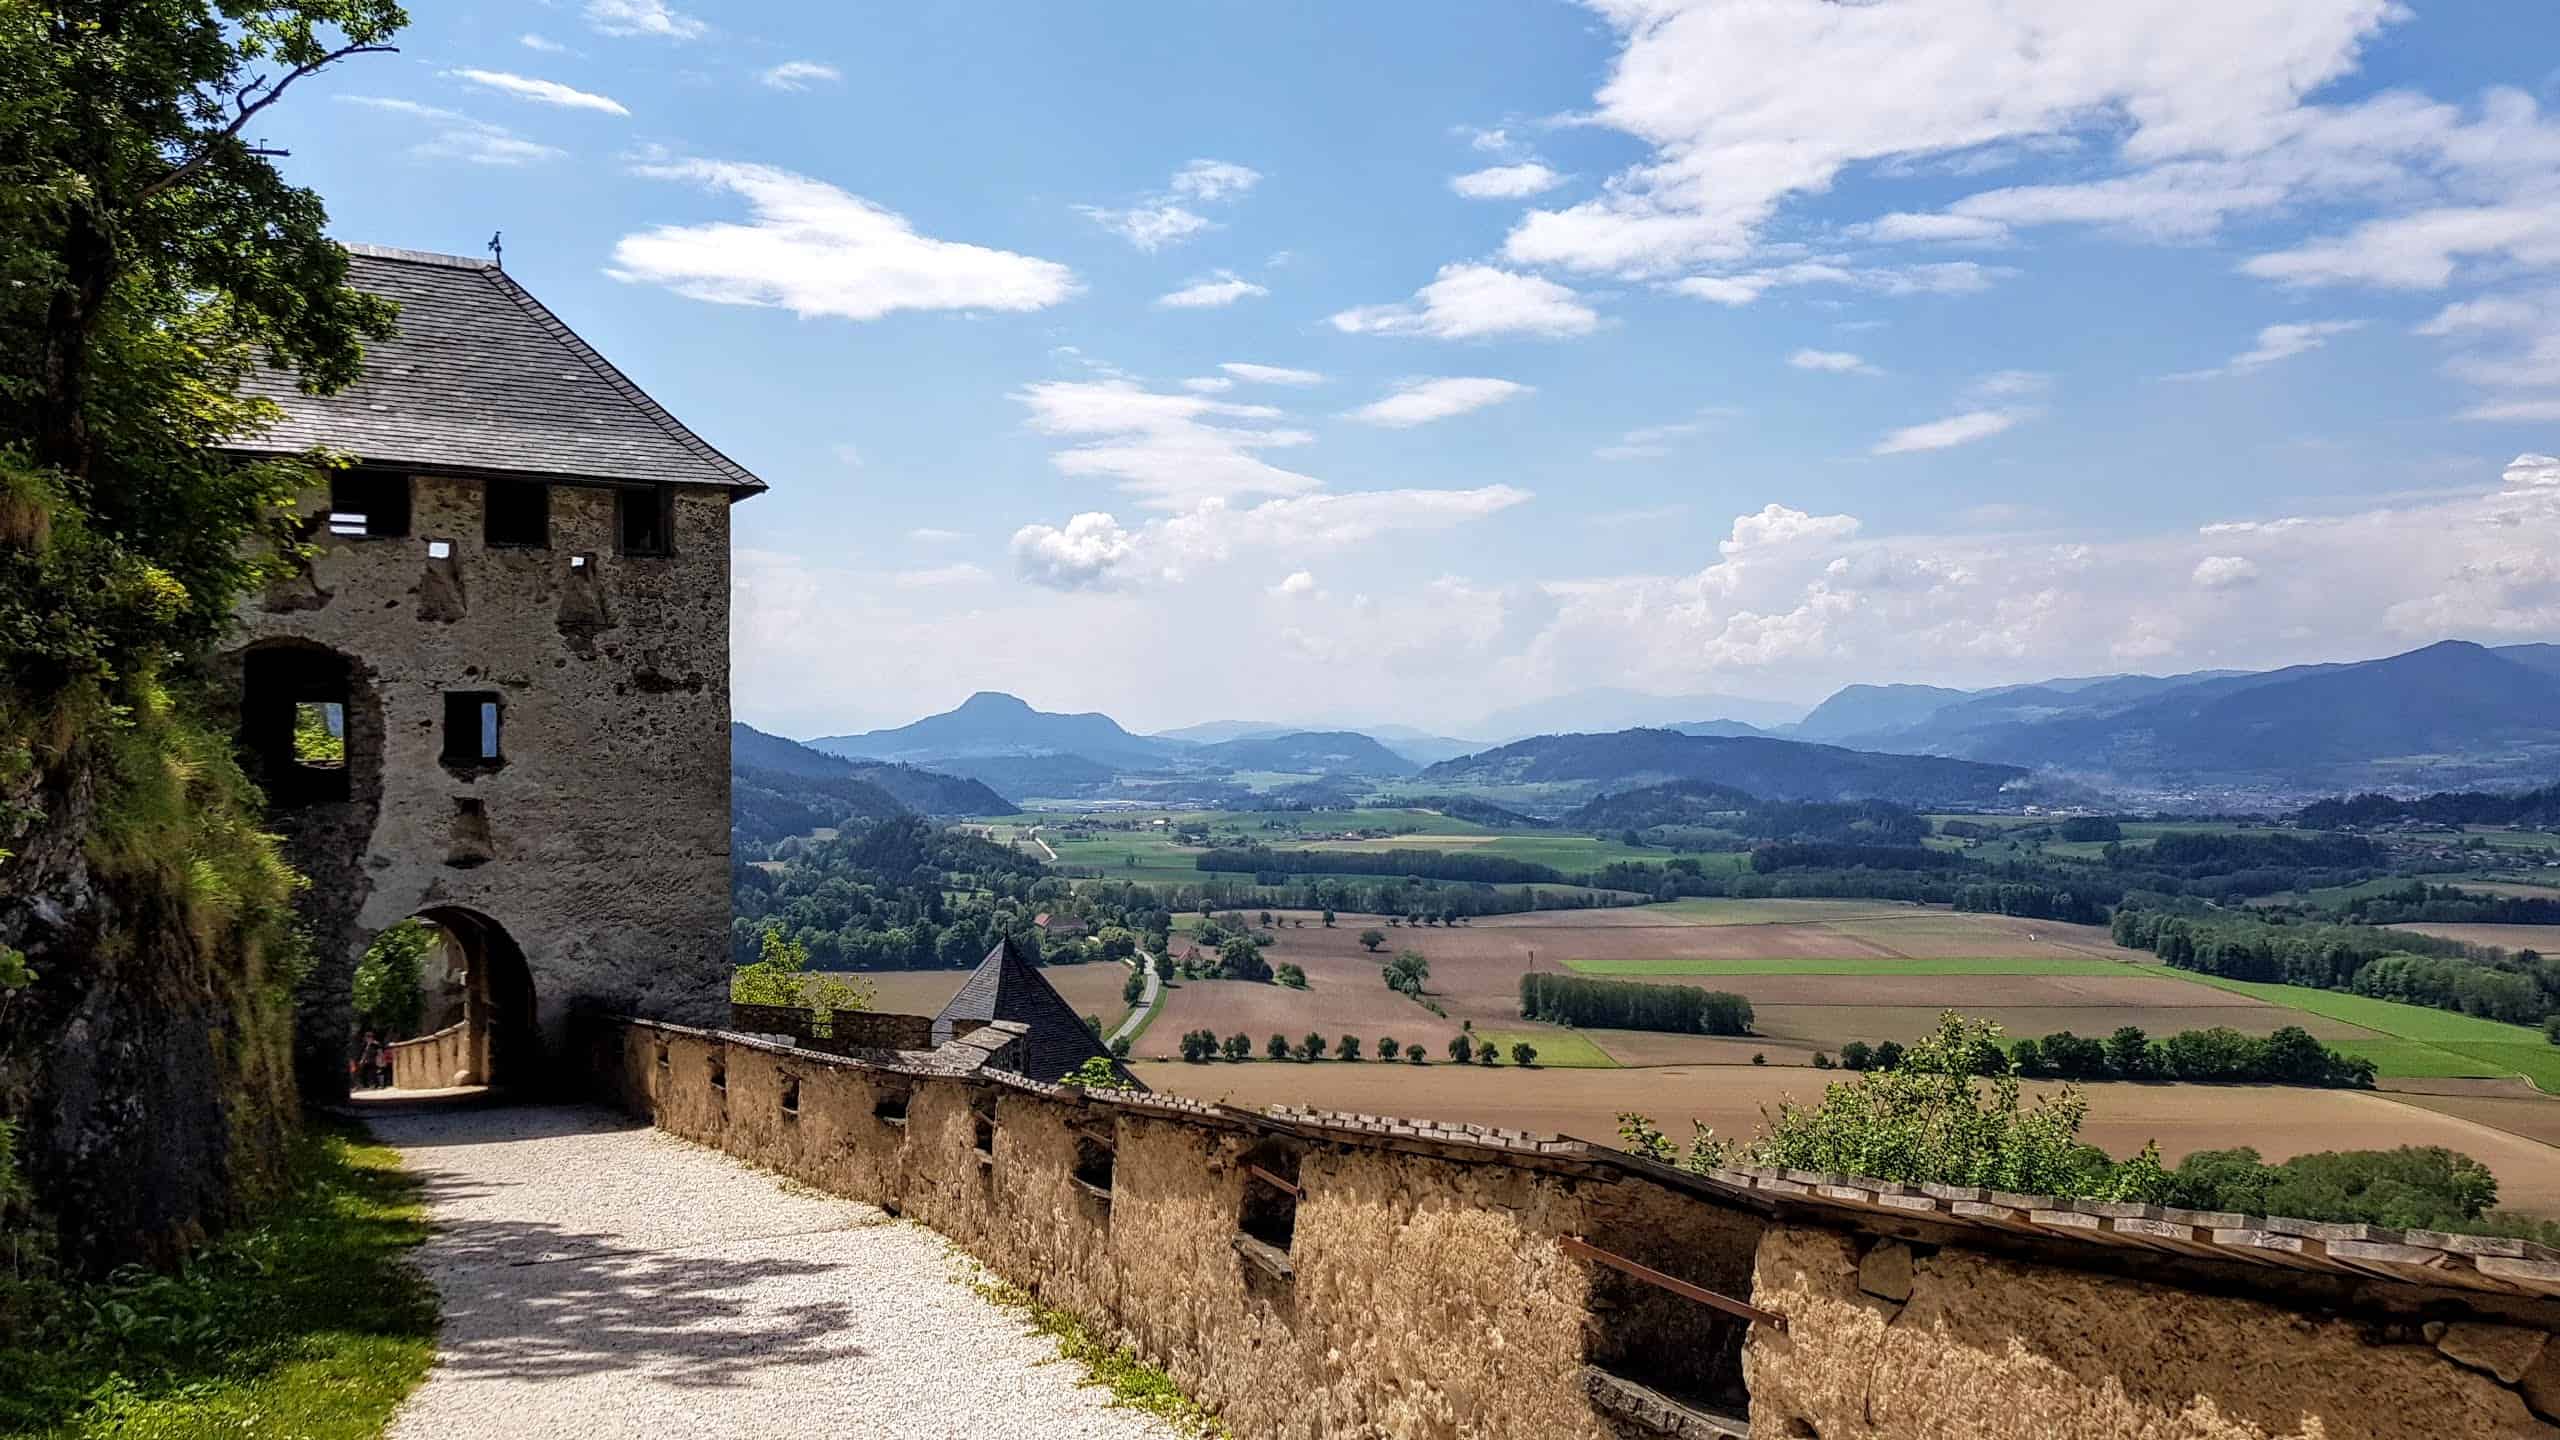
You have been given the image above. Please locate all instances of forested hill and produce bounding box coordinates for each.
[732,814,1050,969]
[1421,729,2026,808]
[1193,730,1416,776]
[730,722,1011,816]
[1563,780,1931,845]
[2296,782,2560,829]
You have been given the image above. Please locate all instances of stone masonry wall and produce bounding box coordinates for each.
[584,1018,2560,1440]
[224,475,735,1096]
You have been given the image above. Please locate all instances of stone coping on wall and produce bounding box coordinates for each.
[616,1016,2560,1312]
[384,1020,465,1053]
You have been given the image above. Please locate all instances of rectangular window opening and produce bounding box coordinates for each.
[425,538,454,560]
[328,472,410,539]
[485,479,550,549]
[441,691,503,769]
[617,486,673,557]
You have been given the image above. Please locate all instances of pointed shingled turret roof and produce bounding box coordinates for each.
[932,937,1121,1085]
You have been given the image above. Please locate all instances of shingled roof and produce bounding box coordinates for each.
[227,245,765,493]
[932,938,1123,1086]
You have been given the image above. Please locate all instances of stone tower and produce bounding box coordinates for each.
[219,244,766,1099]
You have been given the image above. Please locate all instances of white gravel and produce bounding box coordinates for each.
[371,1103,1178,1440]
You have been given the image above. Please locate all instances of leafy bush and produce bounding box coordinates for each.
[1382,949,1429,996]
[1335,1035,1362,1062]
[1296,1032,1327,1062]
[1509,1042,1537,1067]
[1446,1034,1472,1064]
[1274,962,1307,989]
[1266,1033,1290,1061]
[1223,1032,1250,1062]
[1377,1037,1401,1061]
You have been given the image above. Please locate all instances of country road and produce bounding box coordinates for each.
[1107,952,1161,1048]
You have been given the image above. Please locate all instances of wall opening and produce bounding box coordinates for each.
[328,471,410,538]
[617,485,673,557]
[1073,1132,1115,1199]
[418,905,538,1094]
[484,478,550,549]
[780,1073,801,1119]
[240,645,359,807]
[441,691,504,773]
[873,1084,910,1128]
[1576,1206,1768,1429]
[971,1093,997,1160]
[1239,1142,1300,1253]
[709,1058,728,1097]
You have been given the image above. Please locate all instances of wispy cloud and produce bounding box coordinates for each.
[612,159,1078,321]
[519,33,566,53]
[1014,378,1317,509]
[1872,408,2025,455]
[1345,377,1532,428]
[448,69,629,115]
[1079,158,1260,251]
[761,60,842,92]
[1156,271,1269,309]
[341,95,563,167]
[2166,320,2364,380]
[1452,163,1565,199]
[1221,362,1326,386]
[585,0,703,38]
[1788,348,1878,375]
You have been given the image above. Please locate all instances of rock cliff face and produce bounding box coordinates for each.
[0,731,296,1270]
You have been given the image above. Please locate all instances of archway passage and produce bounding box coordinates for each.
[357,907,539,1097]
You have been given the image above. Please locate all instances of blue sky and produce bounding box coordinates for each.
[269,0,2560,736]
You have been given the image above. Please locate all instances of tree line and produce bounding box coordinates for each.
[2297,783,2560,830]
[1196,845,1572,886]
[2111,907,2556,1026]
[1519,973,1753,1035]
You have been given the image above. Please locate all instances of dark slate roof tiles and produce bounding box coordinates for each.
[932,937,1122,1086]
[227,245,765,492]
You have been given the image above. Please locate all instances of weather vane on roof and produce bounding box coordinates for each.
[487,230,503,270]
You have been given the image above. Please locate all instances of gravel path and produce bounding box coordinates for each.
[370,1102,1177,1440]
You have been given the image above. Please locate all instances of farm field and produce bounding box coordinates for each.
[1133,1060,2560,1214]
[2391,922,2560,950]
[2162,972,2560,1091]
[1025,805,1716,883]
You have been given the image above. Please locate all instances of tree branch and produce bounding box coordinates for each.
[130,42,399,206]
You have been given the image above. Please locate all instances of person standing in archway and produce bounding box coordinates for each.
[359,1029,387,1090]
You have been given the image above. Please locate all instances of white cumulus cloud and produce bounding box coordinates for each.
[1013,379,1318,510]
[2192,555,2262,589]
[611,159,1078,321]
[1788,348,1877,375]
[1331,263,1599,340]
[1221,362,1326,386]
[2168,320,2364,380]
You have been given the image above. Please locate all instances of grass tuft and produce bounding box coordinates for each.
[0,1119,436,1439]
[963,1263,1226,1436]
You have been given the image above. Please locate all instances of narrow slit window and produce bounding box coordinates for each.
[780,1074,801,1118]
[484,479,550,549]
[617,486,673,557]
[328,472,410,538]
[425,538,454,560]
[441,691,503,768]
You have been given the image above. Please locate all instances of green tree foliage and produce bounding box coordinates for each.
[2010,1024,2371,1087]
[1377,1037,1401,1061]
[1296,1032,1326,1062]
[1274,962,1307,989]
[1405,1043,1425,1065]
[290,702,342,763]
[1094,926,1138,963]
[1121,969,1144,1006]
[1509,1042,1537,1067]
[1335,1035,1362,1062]
[349,919,430,1037]
[730,927,875,1032]
[1838,1040,1872,1071]
[1059,1056,1123,1089]
[1357,928,1387,953]
[1749,1014,2119,1196]
[1217,935,1274,983]
[1,0,410,1263]
[1381,949,1430,997]
[1266,1033,1290,1062]
[1222,1032,1250,1062]
[1177,1029,1216,1063]
[1519,973,1752,1036]
[2113,907,2555,1024]
[1446,1034,1472,1064]
[2161,1146,2559,1241]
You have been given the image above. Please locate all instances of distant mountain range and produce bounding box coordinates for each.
[1797,641,2560,794]
[731,722,1011,815]
[757,638,2560,814]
